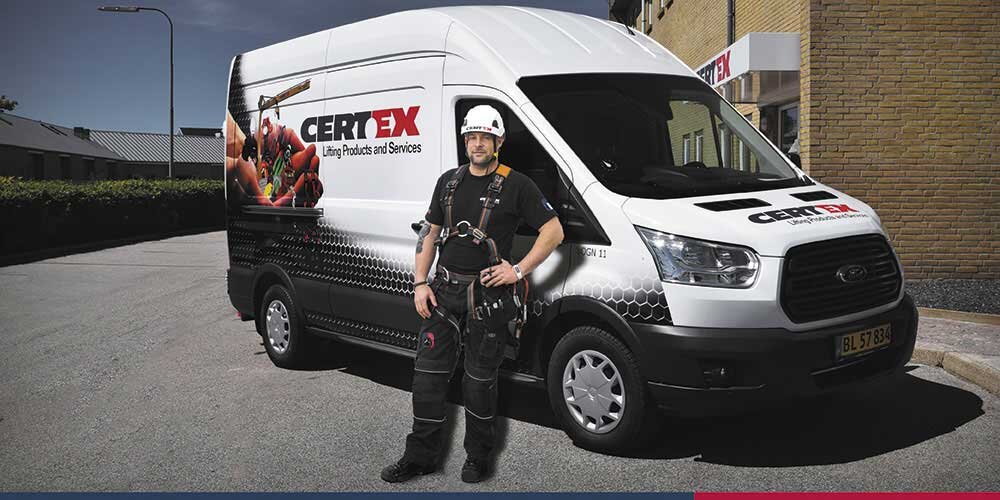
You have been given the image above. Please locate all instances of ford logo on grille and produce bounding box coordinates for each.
[836,264,868,283]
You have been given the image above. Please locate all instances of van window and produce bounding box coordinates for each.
[518,73,810,199]
[455,99,608,244]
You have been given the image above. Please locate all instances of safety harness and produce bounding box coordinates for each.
[433,163,529,337]
[435,163,509,265]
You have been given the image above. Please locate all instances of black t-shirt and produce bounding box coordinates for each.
[425,164,558,273]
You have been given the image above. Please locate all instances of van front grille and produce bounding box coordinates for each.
[780,234,901,323]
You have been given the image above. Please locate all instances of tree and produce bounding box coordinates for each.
[0,95,18,113]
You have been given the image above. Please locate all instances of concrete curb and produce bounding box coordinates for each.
[917,307,1000,326]
[913,342,1000,396]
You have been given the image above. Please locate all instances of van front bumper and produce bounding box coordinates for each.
[630,293,918,416]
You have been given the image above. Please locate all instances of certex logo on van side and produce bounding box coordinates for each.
[748,204,869,226]
[300,106,420,142]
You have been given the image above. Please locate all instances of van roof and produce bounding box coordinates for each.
[236,6,695,89]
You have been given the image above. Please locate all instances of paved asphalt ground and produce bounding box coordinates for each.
[1,231,998,492]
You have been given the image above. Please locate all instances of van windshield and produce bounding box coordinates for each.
[518,73,810,199]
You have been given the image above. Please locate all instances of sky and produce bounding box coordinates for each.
[1,0,608,134]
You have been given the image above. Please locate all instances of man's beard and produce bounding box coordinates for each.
[468,151,494,168]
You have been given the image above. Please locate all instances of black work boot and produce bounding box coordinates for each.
[381,458,436,483]
[460,456,491,483]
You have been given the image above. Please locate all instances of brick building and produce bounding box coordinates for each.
[610,0,998,280]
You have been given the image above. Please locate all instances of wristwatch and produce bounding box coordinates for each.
[512,264,524,280]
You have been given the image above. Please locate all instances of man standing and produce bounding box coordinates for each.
[382,104,564,483]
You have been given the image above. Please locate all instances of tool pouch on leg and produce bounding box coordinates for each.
[469,280,527,360]
[469,281,523,330]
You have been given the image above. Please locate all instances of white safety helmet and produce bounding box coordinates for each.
[461,105,505,138]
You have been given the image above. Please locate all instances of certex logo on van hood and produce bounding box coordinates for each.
[748,204,868,225]
[300,106,420,143]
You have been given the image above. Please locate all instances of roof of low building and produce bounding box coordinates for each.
[0,113,225,165]
[89,130,224,164]
[0,113,124,160]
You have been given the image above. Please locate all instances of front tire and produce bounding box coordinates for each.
[546,326,657,453]
[257,284,318,369]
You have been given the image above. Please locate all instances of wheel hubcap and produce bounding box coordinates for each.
[265,299,290,354]
[562,349,624,434]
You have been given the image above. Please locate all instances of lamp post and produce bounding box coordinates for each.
[99,5,174,178]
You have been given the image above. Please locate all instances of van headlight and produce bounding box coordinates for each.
[635,226,759,288]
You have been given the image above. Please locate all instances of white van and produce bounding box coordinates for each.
[224,6,917,452]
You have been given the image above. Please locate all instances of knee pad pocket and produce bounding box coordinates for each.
[462,371,497,420]
[412,371,450,421]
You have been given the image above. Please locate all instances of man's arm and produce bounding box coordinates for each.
[516,217,563,275]
[414,222,441,283]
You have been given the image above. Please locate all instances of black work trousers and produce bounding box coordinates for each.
[402,277,508,466]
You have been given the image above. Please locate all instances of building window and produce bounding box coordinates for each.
[778,103,800,155]
[640,1,646,30]
[645,0,653,32]
[84,159,96,180]
[740,114,753,171]
[27,152,44,180]
[682,134,691,163]
[59,156,71,180]
[694,130,704,162]
[719,125,729,168]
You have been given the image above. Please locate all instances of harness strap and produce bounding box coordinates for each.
[436,163,511,266]
[434,264,478,285]
[476,165,509,232]
[441,164,468,241]
[467,281,477,320]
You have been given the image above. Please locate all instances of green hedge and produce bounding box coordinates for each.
[0,177,225,255]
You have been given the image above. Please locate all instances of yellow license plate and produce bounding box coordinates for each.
[836,323,892,359]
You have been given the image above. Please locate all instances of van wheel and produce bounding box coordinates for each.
[546,326,657,453]
[258,284,317,369]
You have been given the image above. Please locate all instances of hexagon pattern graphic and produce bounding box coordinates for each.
[560,276,671,323]
[228,220,672,351]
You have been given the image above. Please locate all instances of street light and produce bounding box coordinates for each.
[99,5,174,178]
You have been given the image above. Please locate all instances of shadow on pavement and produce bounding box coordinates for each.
[299,341,986,467]
[302,339,558,464]
[629,369,985,466]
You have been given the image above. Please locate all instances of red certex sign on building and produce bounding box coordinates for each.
[697,49,732,86]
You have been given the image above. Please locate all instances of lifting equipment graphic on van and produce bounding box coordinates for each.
[225,73,323,208]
